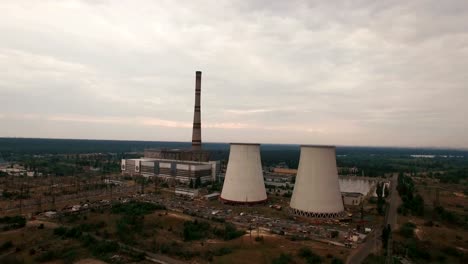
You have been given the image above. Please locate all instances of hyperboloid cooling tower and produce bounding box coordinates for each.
[290,145,345,218]
[220,143,267,204]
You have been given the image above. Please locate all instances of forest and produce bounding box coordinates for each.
[1,138,468,181]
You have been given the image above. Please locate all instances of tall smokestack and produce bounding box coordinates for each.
[192,71,202,151]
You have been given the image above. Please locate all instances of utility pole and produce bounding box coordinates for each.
[110,183,113,200]
[51,178,56,210]
[19,181,23,215]
[37,197,42,213]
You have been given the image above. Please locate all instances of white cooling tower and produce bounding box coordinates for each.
[220,143,267,204]
[290,145,345,218]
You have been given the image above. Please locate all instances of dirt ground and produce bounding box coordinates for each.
[64,209,350,264]
[74,258,107,264]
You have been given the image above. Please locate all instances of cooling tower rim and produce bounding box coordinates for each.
[229,142,261,146]
[300,144,335,149]
[219,196,267,204]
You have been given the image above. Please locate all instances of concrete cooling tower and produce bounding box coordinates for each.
[220,143,267,204]
[290,145,345,218]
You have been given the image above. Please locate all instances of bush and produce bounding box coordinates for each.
[0,241,14,251]
[213,222,245,241]
[213,247,233,256]
[80,234,97,246]
[406,239,431,260]
[223,223,245,240]
[111,201,165,215]
[272,253,294,264]
[183,220,211,241]
[331,257,344,264]
[36,250,57,262]
[91,240,120,257]
[400,222,416,238]
[298,247,322,263]
[0,216,26,231]
[116,215,144,243]
[53,226,82,239]
[53,227,67,236]
[0,255,23,264]
[442,246,462,257]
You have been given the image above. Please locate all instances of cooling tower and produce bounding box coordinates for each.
[192,71,202,151]
[290,145,345,218]
[220,143,267,204]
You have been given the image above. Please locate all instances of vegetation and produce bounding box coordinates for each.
[54,226,83,239]
[381,224,392,249]
[434,168,468,184]
[375,182,386,215]
[331,257,344,264]
[0,241,13,252]
[3,138,467,180]
[433,206,467,228]
[213,222,245,240]
[0,215,26,231]
[35,247,80,264]
[183,220,212,241]
[272,253,294,264]
[298,247,322,263]
[182,220,245,241]
[111,201,165,215]
[397,174,424,216]
[399,222,416,238]
[51,226,121,262]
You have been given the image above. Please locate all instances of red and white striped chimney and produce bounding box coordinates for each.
[192,71,202,151]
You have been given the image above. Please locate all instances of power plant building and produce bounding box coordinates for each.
[220,143,267,204]
[290,145,345,218]
[121,158,218,183]
[121,71,219,184]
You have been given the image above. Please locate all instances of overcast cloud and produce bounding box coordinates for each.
[1,0,467,148]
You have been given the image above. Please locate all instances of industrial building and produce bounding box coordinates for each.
[290,145,345,218]
[121,158,219,183]
[220,143,267,204]
[121,71,220,184]
[342,192,364,206]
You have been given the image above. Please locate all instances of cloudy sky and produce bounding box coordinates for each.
[1,0,467,148]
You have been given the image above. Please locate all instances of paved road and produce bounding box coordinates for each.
[346,174,400,264]
[385,174,400,230]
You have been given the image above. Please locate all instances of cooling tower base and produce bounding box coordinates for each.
[290,208,346,219]
[220,196,267,205]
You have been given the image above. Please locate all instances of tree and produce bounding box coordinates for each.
[376,182,385,215]
[381,224,391,249]
[195,177,201,189]
[189,179,194,188]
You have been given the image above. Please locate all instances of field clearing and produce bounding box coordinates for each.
[416,183,468,214]
[214,235,349,264]
[0,226,92,264]
[55,206,350,264]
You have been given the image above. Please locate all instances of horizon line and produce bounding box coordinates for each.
[1,136,467,151]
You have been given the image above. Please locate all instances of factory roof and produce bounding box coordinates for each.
[342,192,363,197]
[300,145,335,148]
[229,143,261,146]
